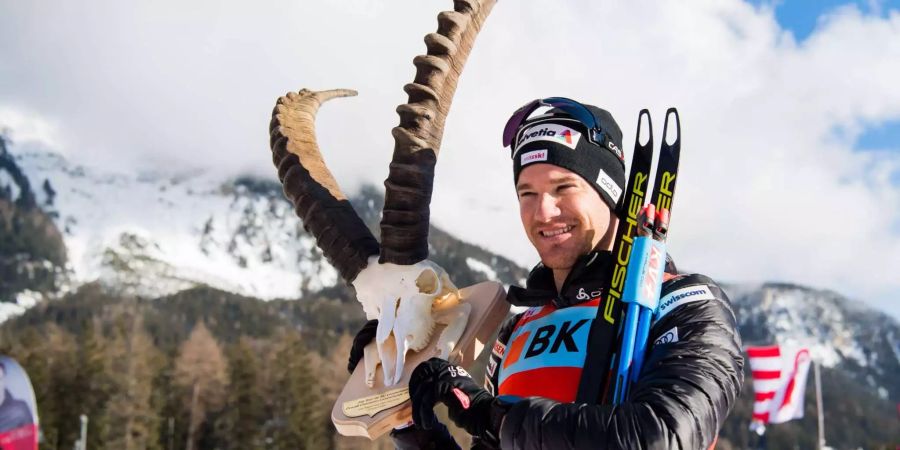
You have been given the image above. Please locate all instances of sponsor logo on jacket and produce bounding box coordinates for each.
[653,326,679,345]
[497,303,598,403]
[572,286,602,303]
[492,341,506,359]
[499,306,594,380]
[576,288,589,300]
[656,285,715,320]
[487,358,498,377]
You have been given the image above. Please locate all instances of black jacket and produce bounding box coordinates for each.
[480,251,743,449]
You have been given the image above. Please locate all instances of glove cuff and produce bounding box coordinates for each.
[390,421,461,450]
[481,398,512,445]
[455,393,511,446]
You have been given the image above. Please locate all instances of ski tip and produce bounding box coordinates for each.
[662,108,681,146]
[636,109,653,148]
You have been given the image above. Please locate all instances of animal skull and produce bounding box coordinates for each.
[353,256,471,386]
[268,0,495,386]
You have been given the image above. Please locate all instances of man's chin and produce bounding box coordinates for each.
[538,253,579,272]
[536,241,595,270]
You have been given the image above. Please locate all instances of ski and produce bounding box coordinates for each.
[630,108,681,382]
[612,108,682,403]
[576,108,682,405]
[575,109,655,404]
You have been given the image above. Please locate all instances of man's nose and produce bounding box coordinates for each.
[534,193,561,222]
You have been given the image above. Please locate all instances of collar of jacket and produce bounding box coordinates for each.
[507,251,612,308]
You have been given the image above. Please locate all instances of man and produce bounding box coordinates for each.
[350,98,743,449]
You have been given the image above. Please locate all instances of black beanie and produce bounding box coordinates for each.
[511,104,626,214]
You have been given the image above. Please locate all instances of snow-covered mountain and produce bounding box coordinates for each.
[727,281,900,402]
[13,150,340,300]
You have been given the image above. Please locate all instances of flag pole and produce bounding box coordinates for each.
[814,360,825,450]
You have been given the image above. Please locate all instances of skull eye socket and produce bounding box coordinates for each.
[415,267,441,295]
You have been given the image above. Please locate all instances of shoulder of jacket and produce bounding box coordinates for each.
[656,273,733,322]
[661,272,719,291]
[498,310,527,339]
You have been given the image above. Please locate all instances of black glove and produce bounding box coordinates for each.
[409,358,509,445]
[390,421,461,450]
[347,319,378,374]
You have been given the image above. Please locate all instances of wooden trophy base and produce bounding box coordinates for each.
[331,281,509,439]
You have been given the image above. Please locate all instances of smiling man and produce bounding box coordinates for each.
[516,163,616,289]
[400,98,745,449]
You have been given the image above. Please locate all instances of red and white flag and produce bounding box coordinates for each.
[747,345,812,425]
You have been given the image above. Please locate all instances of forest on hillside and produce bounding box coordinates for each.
[0,284,410,450]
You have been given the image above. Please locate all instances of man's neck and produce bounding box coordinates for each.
[552,220,618,293]
[552,269,569,293]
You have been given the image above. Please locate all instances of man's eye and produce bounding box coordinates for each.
[557,184,576,192]
[518,191,535,198]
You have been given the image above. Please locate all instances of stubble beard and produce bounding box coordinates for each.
[534,231,595,272]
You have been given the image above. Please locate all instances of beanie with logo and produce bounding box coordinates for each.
[511,104,627,215]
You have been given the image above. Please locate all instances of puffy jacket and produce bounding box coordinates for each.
[478,251,743,450]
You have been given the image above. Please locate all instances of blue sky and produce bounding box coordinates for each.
[856,119,900,151]
[753,0,900,154]
[753,0,900,40]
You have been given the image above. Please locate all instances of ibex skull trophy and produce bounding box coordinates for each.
[268,0,497,387]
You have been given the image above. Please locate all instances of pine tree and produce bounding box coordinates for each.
[73,319,114,450]
[105,311,163,450]
[41,324,80,450]
[173,320,229,450]
[219,337,264,450]
[269,330,328,450]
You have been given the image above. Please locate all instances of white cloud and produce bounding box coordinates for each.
[0,107,63,151]
[1,0,899,318]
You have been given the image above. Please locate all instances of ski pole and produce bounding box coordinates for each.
[613,205,666,403]
[631,207,670,382]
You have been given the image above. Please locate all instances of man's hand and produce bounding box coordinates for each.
[348,329,462,449]
[347,319,378,374]
[409,357,508,444]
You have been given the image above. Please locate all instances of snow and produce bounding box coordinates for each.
[0,171,21,199]
[737,284,882,370]
[887,330,900,366]
[466,257,498,281]
[14,150,340,300]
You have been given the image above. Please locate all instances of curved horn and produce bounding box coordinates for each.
[380,0,497,265]
[269,89,380,282]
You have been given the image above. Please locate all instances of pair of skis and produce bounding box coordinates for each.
[575,108,681,405]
